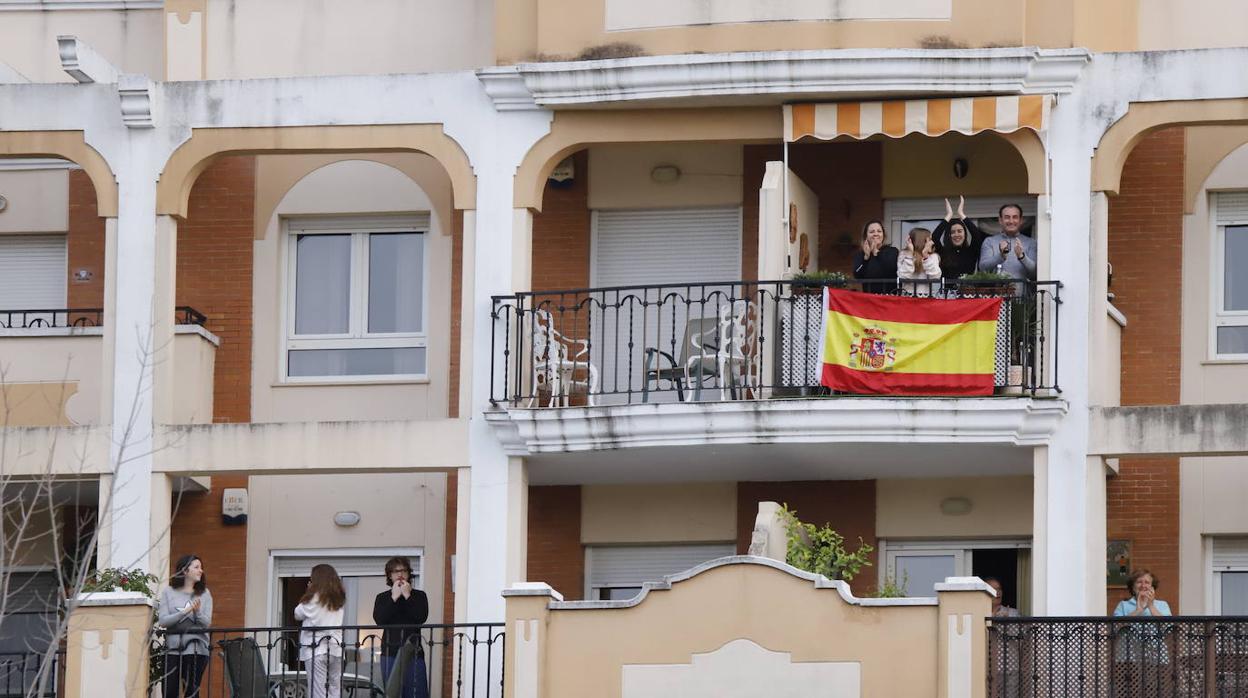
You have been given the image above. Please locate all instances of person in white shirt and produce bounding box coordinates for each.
[295,564,346,698]
[898,227,942,296]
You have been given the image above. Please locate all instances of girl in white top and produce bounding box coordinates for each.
[295,564,346,698]
[898,227,943,297]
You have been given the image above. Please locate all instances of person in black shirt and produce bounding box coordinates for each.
[851,220,899,293]
[373,556,429,698]
[934,196,986,280]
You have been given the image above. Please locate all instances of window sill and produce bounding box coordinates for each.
[1201,359,1248,366]
[272,378,431,388]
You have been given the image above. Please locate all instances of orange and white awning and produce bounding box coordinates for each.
[784,95,1051,142]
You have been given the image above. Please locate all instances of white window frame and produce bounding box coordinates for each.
[883,196,1038,247]
[1211,196,1248,360]
[879,539,1031,596]
[266,547,424,626]
[281,216,430,382]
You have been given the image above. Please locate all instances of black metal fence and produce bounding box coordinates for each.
[490,278,1061,407]
[0,612,63,698]
[159,623,503,698]
[0,650,64,698]
[988,617,1248,697]
[0,306,208,329]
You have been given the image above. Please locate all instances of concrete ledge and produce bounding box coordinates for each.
[75,591,154,607]
[1090,404,1248,457]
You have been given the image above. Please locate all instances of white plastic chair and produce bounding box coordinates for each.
[528,309,599,407]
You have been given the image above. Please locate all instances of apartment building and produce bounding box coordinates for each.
[1,0,1247,695]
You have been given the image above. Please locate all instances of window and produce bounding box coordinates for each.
[881,539,1030,610]
[584,543,736,601]
[1213,193,1248,358]
[1211,538,1248,614]
[0,234,67,309]
[284,217,428,380]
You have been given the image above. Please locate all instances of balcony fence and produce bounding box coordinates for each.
[0,306,207,330]
[491,278,1060,407]
[988,616,1248,697]
[158,623,503,698]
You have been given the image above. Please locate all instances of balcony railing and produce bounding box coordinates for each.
[490,279,1060,407]
[0,306,208,329]
[987,616,1248,697]
[159,623,503,698]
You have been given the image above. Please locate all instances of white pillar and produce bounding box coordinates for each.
[1031,104,1102,615]
[104,138,173,574]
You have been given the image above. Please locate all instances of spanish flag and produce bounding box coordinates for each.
[820,289,1002,396]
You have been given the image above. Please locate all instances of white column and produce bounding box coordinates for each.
[1031,103,1102,615]
[104,137,172,574]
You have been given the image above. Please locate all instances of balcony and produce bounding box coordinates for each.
[0,307,216,426]
[487,278,1066,468]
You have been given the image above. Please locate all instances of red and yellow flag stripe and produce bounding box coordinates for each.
[820,289,1003,396]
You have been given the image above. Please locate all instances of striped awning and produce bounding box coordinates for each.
[784,95,1051,142]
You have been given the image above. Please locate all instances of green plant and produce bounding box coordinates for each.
[791,270,847,284]
[81,567,159,597]
[958,270,1014,282]
[872,573,909,598]
[778,504,873,582]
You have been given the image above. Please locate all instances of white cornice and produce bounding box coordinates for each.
[0,1,161,10]
[485,396,1068,455]
[478,47,1091,111]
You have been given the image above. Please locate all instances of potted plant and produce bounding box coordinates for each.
[789,270,847,295]
[957,270,1016,298]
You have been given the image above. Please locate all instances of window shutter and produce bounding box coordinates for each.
[1213,539,1248,569]
[592,207,742,286]
[0,235,67,309]
[274,554,422,583]
[586,543,735,588]
[1216,192,1248,224]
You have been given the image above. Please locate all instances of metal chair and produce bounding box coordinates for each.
[643,301,754,402]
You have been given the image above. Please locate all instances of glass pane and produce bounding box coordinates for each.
[895,554,957,596]
[369,233,424,333]
[599,587,643,601]
[1227,226,1248,311]
[1217,326,1248,355]
[1222,572,1248,615]
[288,347,426,377]
[295,234,351,335]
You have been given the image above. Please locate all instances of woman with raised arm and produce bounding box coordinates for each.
[935,196,985,280]
[157,554,213,698]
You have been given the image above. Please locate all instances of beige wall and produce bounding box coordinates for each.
[0,9,162,83]
[587,144,743,211]
[581,483,737,544]
[876,476,1032,539]
[1138,0,1248,50]
[243,471,447,627]
[1094,310,1124,407]
[201,0,489,79]
[0,169,68,233]
[506,561,993,698]
[171,330,216,425]
[882,133,1030,200]
[251,156,453,423]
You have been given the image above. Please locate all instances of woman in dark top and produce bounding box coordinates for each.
[934,197,985,280]
[851,220,899,293]
[373,556,429,698]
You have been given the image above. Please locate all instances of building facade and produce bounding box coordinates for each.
[2,0,1248,693]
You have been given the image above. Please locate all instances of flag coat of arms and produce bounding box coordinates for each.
[819,289,1003,396]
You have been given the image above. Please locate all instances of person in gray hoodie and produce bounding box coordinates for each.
[157,554,213,698]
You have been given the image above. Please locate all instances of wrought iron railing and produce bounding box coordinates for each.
[158,623,503,698]
[987,616,1248,697]
[0,650,64,698]
[0,306,208,329]
[490,278,1061,407]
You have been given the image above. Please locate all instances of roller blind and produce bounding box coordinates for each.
[1213,538,1248,569]
[0,234,67,309]
[586,543,735,588]
[592,207,741,286]
[1215,192,1248,224]
[274,554,422,583]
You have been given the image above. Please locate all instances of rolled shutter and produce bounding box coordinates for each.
[1215,192,1248,225]
[592,207,741,286]
[0,234,67,309]
[586,543,735,589]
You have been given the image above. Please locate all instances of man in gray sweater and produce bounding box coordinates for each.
[977,203,1037,280]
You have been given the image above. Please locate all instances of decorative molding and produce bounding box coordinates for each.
[477,47,1091,110]
[486,397,1069,456]
[0,158,79,170]
[549,555,940,612]
[118,73,155,128]
[0,1,161,10]
[57,35,119,84]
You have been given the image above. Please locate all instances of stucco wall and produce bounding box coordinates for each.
[0,9,162,83]
[1137,0,1248,50]
[251,157,453,422]
[201,0,489,79]
[581,483,737,544]
[0,169,68,233]
[881,133,1030,199]
[876,476,1032,539]
[587,144,743,211]
[242,471,447,627]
